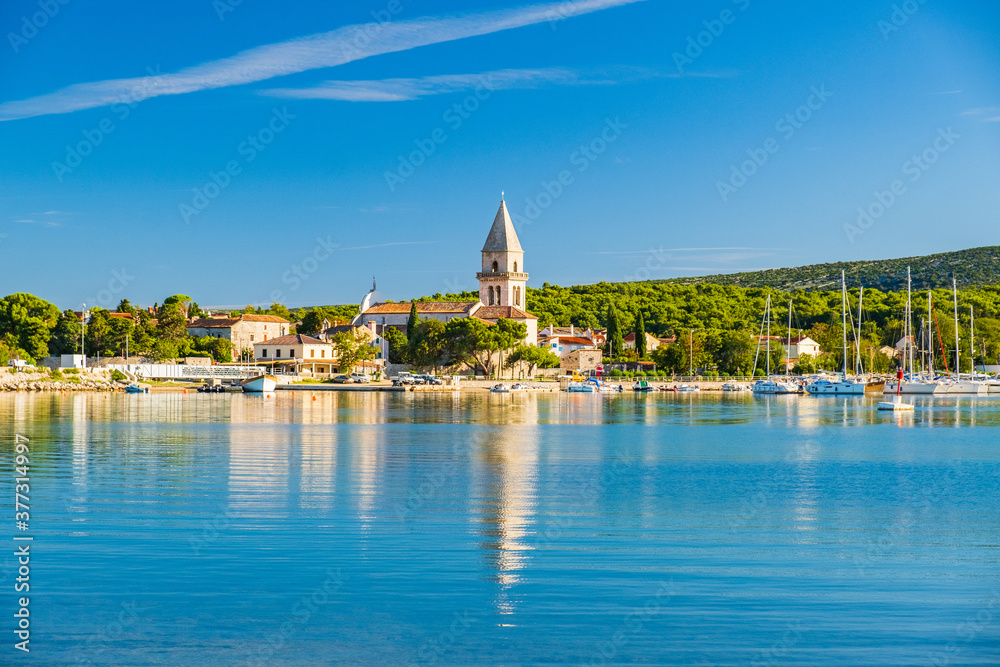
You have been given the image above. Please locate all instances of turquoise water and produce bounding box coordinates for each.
[3,391,999,665]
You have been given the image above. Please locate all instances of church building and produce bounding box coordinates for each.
[352,198,538,345]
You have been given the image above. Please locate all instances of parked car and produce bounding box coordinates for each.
[395,372,423,385]
[331,374,355,384]
[417,374,444,385]
[350,373,372,383]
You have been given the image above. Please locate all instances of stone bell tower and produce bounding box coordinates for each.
[478,197,528,310]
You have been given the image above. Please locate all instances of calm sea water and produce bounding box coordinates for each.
[2,391,999,666]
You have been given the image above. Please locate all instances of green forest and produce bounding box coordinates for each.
[657,245,1000,292]
[4,274,1000,377]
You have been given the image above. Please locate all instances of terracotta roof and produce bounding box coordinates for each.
[474,305,538,320]
[540,336,595,346]
[188,318,239,328]
[254,334,328,346]
[239,314,290,323]
[362,302,478,315]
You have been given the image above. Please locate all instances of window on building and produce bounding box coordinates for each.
[261,349,267,357]
[275,350,281,357]
[513,261,518,273]
[492,260,498,272]
[321,349,325,358]
[250,334,254,342]
[289,349,294,358]
[488,287,494,306]
[310,350,315,358]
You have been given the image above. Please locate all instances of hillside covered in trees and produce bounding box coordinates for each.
[654,245,1000,292]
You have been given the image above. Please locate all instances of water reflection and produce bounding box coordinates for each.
[475,404,540,616]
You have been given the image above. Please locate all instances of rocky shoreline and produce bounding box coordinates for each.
[0,368,120,392]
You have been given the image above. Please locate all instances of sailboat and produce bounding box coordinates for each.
[884,270,938,394]
[935,276,986,395]
[751,295,799,394]
[806,270,865,395]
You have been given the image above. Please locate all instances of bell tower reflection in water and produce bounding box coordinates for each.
[474,401,540,616]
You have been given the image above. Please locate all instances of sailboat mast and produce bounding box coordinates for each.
[856,286,864,375]
[841,270,848,377]
[928,291,934,375]
[953,275,960,378]
[766,295,771,376]
[786,299,792,378]
[907,267,914,376]
[970,305,975,375]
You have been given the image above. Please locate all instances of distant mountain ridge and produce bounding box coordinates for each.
[652,246,1000,292]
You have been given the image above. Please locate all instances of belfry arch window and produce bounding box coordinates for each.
[513,261,518,273]
[492,260,498,273]
[488,286,495,306]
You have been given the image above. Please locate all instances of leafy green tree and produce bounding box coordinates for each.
[84,309,112,356]
[382,326,409,363]
[407,319,447,372]
[151,338,179,362]
[0,293,60,361]
[156,303,189,342]
[795,353,817,375]
[330,329,377,374]
[505,344,560,377]
[50,309,82,355]
[443,317,498,375]
[495,318,528,378]
[116,299,136,316]
[706,329,754,375]
[299,308,333,335]
[266,302,291,321]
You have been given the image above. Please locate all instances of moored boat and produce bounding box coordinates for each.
[632,380,653,392]
[242,375,277,392]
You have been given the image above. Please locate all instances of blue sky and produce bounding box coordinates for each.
[1,0,998,310]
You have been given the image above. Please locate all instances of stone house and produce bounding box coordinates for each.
[187,314,290,358]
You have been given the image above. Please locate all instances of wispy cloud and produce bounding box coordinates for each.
[960,106,1000,122]
[339,241,433,251]
[262,66,651,102]
[0,0,646,122]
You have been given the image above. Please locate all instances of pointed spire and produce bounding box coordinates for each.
[372,275,376,291]
[482,198,522,252]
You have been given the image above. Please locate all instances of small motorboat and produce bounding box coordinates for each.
[632,380,653,392]
[568,381,598,393]
[721,382,747,392]
[676,384,700,393]
[242,375,277,392]
[490,384,512,393]
[124,384,148,394]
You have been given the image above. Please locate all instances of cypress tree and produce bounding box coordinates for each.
[406,301,419,342]
[635,311,646,358]
[605,304,624,358]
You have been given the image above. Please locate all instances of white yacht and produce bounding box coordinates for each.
[806,271,866,396]
[806,375,865,395]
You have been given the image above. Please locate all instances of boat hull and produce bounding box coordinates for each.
[242,375,277,392]
[883,381,938,395]
[806,381,866,396]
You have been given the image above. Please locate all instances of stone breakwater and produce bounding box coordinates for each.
[0,369,119,392]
